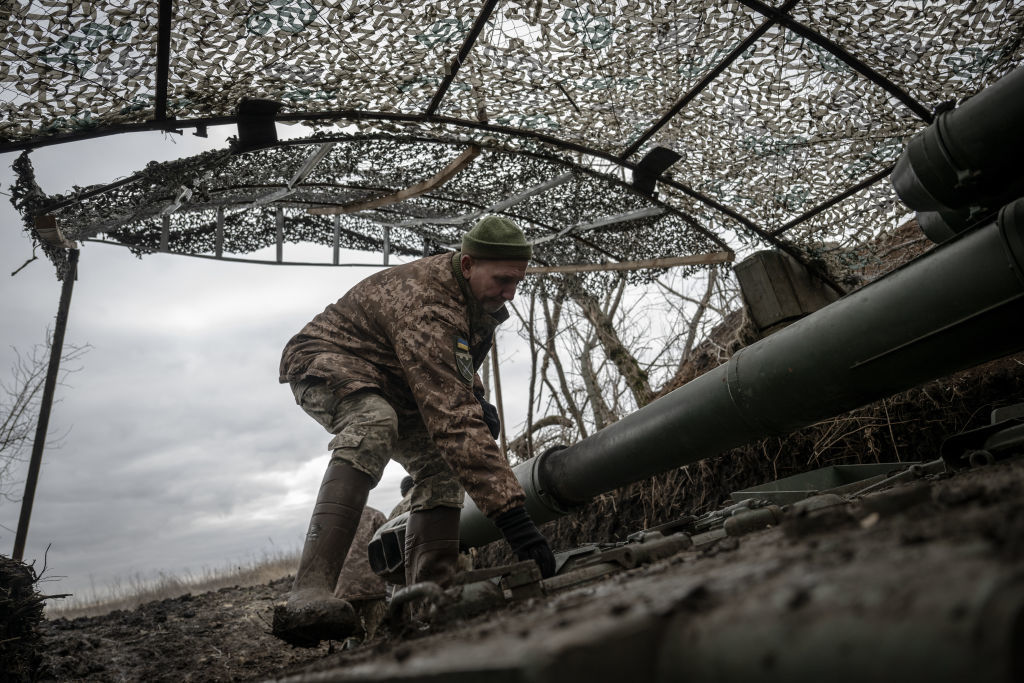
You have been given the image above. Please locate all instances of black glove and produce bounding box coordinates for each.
[494,506,556,578]
[474,388,501,439]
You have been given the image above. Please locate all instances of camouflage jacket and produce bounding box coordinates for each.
[279,252,525,517]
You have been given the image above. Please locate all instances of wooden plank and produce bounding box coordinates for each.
[531,206,665,246]
[308,146,481,216]
[255,143,337,206]
[162,186,192,215]
[32,215,75,248]
[289,143,335,188]
[388,172,574,228]
[526,252,734,275]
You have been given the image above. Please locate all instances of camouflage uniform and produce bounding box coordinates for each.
[280,252,525,518]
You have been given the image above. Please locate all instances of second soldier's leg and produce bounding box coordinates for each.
[392,429,465,587]
[404,506,461,586]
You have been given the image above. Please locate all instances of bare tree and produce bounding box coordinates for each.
[0,335,90,502]
[564,273,654,408]
[506,265,745,454]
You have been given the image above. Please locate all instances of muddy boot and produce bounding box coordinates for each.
[404,506,461,588]
[273,461,373,647]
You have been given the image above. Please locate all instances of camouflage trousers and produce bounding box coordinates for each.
[291,378,465,511]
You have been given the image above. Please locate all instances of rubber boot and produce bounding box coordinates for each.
[272,461,373,646]
[404,506,461,588]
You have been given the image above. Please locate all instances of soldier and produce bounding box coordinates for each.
[273,216,556,646]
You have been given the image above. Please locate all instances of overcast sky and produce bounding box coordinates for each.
[0,126,535,602]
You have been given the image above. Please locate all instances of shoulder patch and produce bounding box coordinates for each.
[454,337,474,384]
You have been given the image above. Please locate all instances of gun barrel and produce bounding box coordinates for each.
[892,65,1024,215]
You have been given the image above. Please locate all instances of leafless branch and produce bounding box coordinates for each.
[0,333,91,501]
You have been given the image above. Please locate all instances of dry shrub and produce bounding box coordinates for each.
[1,556,45,682]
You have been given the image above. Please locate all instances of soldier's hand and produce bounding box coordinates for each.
[474,389,501,439]
[493,506,556,578]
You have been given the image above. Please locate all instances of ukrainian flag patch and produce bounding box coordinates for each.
[454,337,473,384]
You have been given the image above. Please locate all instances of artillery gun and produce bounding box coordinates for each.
[347,67,1024,683]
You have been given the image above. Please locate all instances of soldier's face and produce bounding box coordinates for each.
[461,256,529,312]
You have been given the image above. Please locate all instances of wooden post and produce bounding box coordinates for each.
[13,249,79,561]
[490,336,508,457]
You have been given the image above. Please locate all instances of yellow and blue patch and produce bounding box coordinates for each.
[454,336,474,384]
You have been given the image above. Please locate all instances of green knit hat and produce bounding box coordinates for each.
[461,215,533,260]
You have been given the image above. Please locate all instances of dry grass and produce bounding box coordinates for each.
[43,550,300,620]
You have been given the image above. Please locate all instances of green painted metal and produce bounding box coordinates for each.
[729,463,916,505]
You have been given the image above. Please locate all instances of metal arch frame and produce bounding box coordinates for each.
[734,0,933,123]
[425,0,501,116]
[620,0,803,159]
[266,132,735,252]
[38,131,735,254]
[769,164,896,237]
[154,0,173,122]
[622,0,931,162]
[80,170,688,272]
[5,107,896,268]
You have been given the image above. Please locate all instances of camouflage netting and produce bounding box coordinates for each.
[10,135,727,287]
[3,1,1023,283]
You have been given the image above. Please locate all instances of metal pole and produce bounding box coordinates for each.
[215,207,224,258]
[333,214,340,265]
[490,336,508,456]
[276,207,284,263]
[160,214,169,252]
[13,249,79,561]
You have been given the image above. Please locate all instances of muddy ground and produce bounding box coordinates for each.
[33,450,1024,682]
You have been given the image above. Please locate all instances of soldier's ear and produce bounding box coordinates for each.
[460,253,474,278]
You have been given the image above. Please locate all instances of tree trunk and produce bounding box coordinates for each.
[566,275,654,408]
